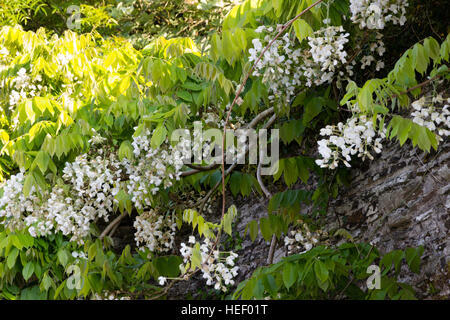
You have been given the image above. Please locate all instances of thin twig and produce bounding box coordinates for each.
[337,275,354,299]
[392,75,441,99]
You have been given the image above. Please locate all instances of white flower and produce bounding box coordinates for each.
[316,114,387,169]
[350,0,409,30]
[178,238,239,292]
[410,98,450,141]
[158,276,167,285]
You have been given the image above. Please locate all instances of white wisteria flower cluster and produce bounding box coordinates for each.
[0,172,41,233]
[360,32,386,71]
[133,210,177,253]
[5,67,46,112]
[284,221,326,255]
[349,0,408,30]
[177,237,239,292]
[126,128,185,211]
[249,26,301,106]
[315,115,387,169]
[91,292,131,300]
[301,26,350,87]
[248,25,349,106]
[411,95,450,140]
[0,130,186,246]
[0,152,126,243]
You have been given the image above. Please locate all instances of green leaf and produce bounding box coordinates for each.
[181,82,202,91]
[57,249,69,267]
[22,261,35,281]
[397,118,412,146]
[391,250,405,274]
[412,44,429,74]
[405,246,424,274]
[283,157,299,187]
[118,140,134,161]
[151,123,167,149]
[115,190,132,214]
[293,19,313,42]
[7,248,19,269]
[155,255,182,278]
[119,75,131,93]
[303,97,323,124]
[223,205,237,236]
[424,37,440,61]
[34,151,50,174]
[88,244,97,262]
[24,100,36,124]
[249,220,258,242]
[314,260,329,283]
[229,172,242,197]
[282,262,297,290]
[334,228,354,241]
[190,243,202,270]
[259,217,273,242]
[22,174,36,197]
[54,280,66,299]
[176,90,193,102]
[41,272,53,291]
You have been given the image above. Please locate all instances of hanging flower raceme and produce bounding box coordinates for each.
[284,220,327,255]
[0,128,186,245]
[349,0,408,30]
[0,149,126,243]
[248,25,350,107]
[5,67,46,114]
[301,26,350,87]
[315,115,387,169]
[176,237,239,292]
[134,209,177,253]
[411,95,450,140]
[249,26,301,106]
[125,129,185,211]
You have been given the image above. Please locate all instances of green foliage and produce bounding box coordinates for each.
[0,0,46,27]
[340,35,449,153]
[273,156,316,187]
[0,0,446,300]
[0,225,182,299]
[0,25,141,182]
[183,205,238,239]
[233,243,424,300]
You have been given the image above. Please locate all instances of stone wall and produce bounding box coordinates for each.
[231,139,450,299]
[325,139,450,298]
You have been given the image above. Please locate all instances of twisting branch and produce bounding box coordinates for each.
[194,108,275,212]
[255,114,278,265]
[180,164,220,177]
[219,0,325,220]
[179,108,276,178]
[99,214,127,240]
